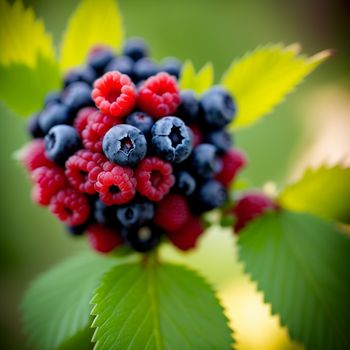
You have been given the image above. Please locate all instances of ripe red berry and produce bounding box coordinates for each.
[135,157,175,201]
[87,223,123,253]
[74,107,98,136]
[137,72,180,119]
[95,161,136,205]
[232,192,276,233]
[215,149,246,187]
[92,71,136,118]
[167,216,204,251]
[154,194,191,232]
[50,187,90,226]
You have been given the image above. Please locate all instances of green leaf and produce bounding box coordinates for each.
[0,54,61,116]
[238,210,350,350]
[279,165,350,224]
[21,252,122,350]
[221,44,331,129]
[60,0,124,71]
[179,60,214,94]
[91,262,233,349]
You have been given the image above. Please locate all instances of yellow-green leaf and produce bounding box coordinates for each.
[221,44,331,129]
[179,60,214,94]
[60,0,124,71]
[279,165,350,224]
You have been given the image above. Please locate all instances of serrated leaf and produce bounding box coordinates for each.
[238,210,350,350]
[91,262,233,349]
[222,44,331,129]
[179,60,214,94]
[21,252,122,350]
[279,165,350,224]
[60,0,124,71]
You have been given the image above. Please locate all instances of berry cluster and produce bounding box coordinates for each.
[21,38,251,254]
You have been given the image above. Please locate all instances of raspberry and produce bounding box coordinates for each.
[154,194,191,232]
[137,72,180,119]
[19,139,54,172]
[50,188,90,226]
[232,192,276,233]
[215,149,246,187]
[81,111,118,152]
[65,150,106,194]
[95,161,136,205]
[31,166,68,206]
[87,223,123,253]
[167,216,204,251]
[92,71,136,118]
[135,157,175,201]
[74,107,98,136]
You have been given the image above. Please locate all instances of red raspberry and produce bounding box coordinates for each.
[50,188,90,226]
[154,194,191,232]
[167,216,204,251]
[74,107,98,136]
[92,71,136,118]
[137,72,180,119]
[19,139,54,172]
[31,166,68,206]
[188,124,202,147]
[135,157,175,201]
[81,111,118,152]
[95,161,136,205]
[87,223,123,253]
[215,149,247,187]
[232,192,276,233]
[65,150,106,194]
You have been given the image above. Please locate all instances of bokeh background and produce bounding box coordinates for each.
[1,0,349,349]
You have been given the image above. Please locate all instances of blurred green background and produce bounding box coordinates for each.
[1,0,349,349]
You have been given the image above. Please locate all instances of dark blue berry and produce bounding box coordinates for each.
[133,58,159,82]
[125,112,154,137]
[44,91,61,107]
[199,86,236,128]
[204,129,233,154]
[27,113,44,139]
[38,103,73,134]
[44,125,81,166]
[102,124,147,167]
[116,204,141,229]
[123,37,149,61]
[64,66,97,87]
[104,56,134,77]
[88,47,115,74]
[94,199,118,227]
[137,199,155,222]
[62,82,94,114]
[191,143,219,178]
[161,57,182,78]
[66,222,88,236]
[122,224,163,252]
[176,90,199,123]
[151,116,192,163]
[174,171,196,195]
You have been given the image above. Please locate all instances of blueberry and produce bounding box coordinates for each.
[122,224,163,252]
[193,179,227,213]
[123,37,149,61]
[27,113,44,139]
[61,82,94,114]
[102,124,147,166]
[174,171,196,195]
[137,199,155,222]
[64,66,97,87]
[176,90,199,123]
[199,86,236,128]
[133,58,159,82]
[125,112,154,136]
[190,143,219,178]
[44,125,81,165]
[66,222,88,236]
[44,91,61,107]
[161,57,182,78]
[204,129,233,154]
[151,116,192,163]
[38,103,73,134]
[104,55,134,77]
[94,199,118,227]
[88,47,115,74]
